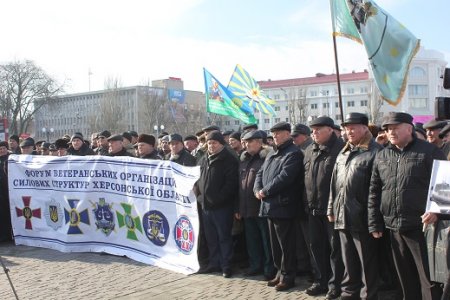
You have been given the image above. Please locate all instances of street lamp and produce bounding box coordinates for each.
[42,127,54,142]
[153,124,165,137]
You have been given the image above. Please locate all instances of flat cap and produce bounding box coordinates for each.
[184,135,197,141]
[222,130,233,136]
[423,119,448,130]
[107,134,123,142]
[341,112,369,126]
[439,124,450,139]
[20,138,35,148]
[9,134,19,143]
[202,125,220,132]
[206,130,225,145]
[122,131,132,142]
[270,121,291,132]
[137,134,156,146]
[128,130,138,138]
[414,125,426,138]
[291,123,311,136]
[161,135,170,142]
[242,130,264,140]
[0,141,8,148]
[381,112,413,129]
[49,144,57,151]
[243,124,258,131]
[309,116,334,128]
[229,132,242,140]
[168,133,183,143]
[41,142,51,149]
[54,138,69,149]
[98,130,111,138]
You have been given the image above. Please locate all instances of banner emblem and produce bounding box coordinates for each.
[64,199,90,234]
[143,210,169,246]
[174,215,194,254]
[44,199,64,230]
[15,196,41,230]
[92,198,115,236]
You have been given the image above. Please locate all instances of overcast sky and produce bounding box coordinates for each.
[1,0,448,93]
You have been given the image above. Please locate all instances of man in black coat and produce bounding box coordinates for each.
[195,130,239,278]
[368,112,446,300]
[328,113,382,300]
[136,134,161,160]
[167,134,196,167]
[236,130,274,279]
[303,116,345,298]
[254,122,304,291]
[67,133,95,156]
[107,134,134,157]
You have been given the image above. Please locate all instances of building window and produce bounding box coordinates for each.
[335,115,341,121]
[347,101,355,107]
[285,106,289,111]
[360,100,368,107]
[285,118,289,122]
[234,120,240,125]
[225,121,230,125]
[275,118,280,123]
[274,106,280,111]
[347,88,354,94]
[310,90,318,97]
[335,102,340,108]
[311,103,318,109]
[410,98,427,109]
[264,119,270,124]
[360,87,368,93]
[323,103,329,108]
[410,66,426,79]
[408,85,428,97]
[273,94,280,100]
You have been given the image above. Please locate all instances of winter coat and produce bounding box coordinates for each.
[168,148,197,167]
[196,147,239,210]
[238,146,270,218]
[67,143,95,156]
[304,133,344,215]
[254,138,304,219]
[368,137,446,232]
[328,132,382,231]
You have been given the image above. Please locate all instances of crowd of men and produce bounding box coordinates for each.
[1,111,450,300]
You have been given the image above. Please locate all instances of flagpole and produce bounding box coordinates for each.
[332,34,345,122]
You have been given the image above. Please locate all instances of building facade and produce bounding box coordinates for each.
[34,78,205,142]
[217,47,448,132]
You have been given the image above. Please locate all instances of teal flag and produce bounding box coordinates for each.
[227,64,276,116]
[204,68,256,124]
[330,0,361,43]
[331,0,420,106]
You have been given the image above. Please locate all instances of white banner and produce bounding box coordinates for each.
[8,154,200,274]
[426,160,450,214]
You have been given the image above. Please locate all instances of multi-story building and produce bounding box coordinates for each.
[34,78,205,142]
[218,47,448,132]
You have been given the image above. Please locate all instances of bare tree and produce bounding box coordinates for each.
[0,60,63,135]
[138,86,170,134]
[367,82,384,124]
[284,87,309,124]
[97,77,126,133]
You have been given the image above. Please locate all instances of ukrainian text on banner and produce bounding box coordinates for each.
[8,155,200,274]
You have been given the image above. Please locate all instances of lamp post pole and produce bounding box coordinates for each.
[42,127,54,142]
[153,125,165,137]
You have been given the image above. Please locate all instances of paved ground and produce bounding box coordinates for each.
[0,242,321,300]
